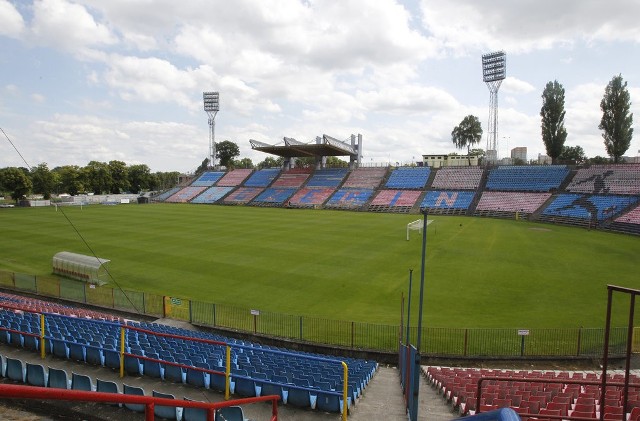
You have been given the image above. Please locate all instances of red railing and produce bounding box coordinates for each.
[0,384,279,421]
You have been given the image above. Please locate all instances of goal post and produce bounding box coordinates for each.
[406,219,433,240]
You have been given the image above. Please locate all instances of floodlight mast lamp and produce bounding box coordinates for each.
[203,91,220,169]
[482,51,506,164]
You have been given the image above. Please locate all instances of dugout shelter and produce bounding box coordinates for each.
[52,251,110,286]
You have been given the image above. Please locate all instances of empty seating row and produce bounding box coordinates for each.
[252,188,296,205]
[542,194,640,221]
[369,190,421,213]
[190,171,226,187]
[222,187,263,204]
[425,366,640,420]
[190,187,234,204]
[0,291,121,321]
[324,189,374,209]
[385,167,431,189]
[421,191,475,213]
[271,168,313,188]
[475,192,551,215]
[154,187,182,202]
[0,300,378,413]
[486,165,569,192]
[165,187,207,203]
[287,188,335,207]
[431,167,484,190]
[215,169,253,187]
[0,354,246,421]
[243,168,280,187]
[305,168,349,188]
[567,164,640,195]
[342,167,387,189]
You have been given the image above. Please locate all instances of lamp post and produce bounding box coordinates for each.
[482,51,506,164]
[203,92,220,169]
[411,208,429,420]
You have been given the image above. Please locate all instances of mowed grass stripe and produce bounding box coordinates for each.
[0,204,638,329]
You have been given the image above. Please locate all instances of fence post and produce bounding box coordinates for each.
[464,329,468,356]
[299,316,303,340]
[40,313,46,359]
[351,321,355,349]
[576,327,582,356]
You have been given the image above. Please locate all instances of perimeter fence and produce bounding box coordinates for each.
[0,270,636,357]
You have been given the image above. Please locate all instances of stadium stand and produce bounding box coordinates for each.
[153,187,181,202]
[424,366,640,419]
[271,168,313,188]
[541,193,640,223]
[222,187,263,205]
[215,168,253,187]
[485,165,569,192]
[385,167,431,189]
[190,186,234,204]
[243,168,280,187]
[324,189,374,210]
[420,191,475,215]
[608,203,640,235]
[369,190,422,213]
[165,186,208,203]
[475,192,552,218]
[251,188,297,206]
[566,164,640,194]
[342,167,387,189]
[305,168,349,188]
[287,188,335,208]
[190,171,226,187]
[0,293,379,414]
[431,167,484,190]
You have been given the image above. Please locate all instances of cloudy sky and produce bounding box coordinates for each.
[1,0,639,173]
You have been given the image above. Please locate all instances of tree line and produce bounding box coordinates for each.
[0,140,349,202]
[451,74,634,164]
[0,162,180,202]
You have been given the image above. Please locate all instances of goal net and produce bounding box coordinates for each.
[406,219,433,240]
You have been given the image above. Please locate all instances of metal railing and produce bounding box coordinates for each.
[0,270,636,357]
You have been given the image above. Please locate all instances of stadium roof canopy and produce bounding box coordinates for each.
[250,134,357,158]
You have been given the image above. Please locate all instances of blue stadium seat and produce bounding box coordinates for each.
[47,367,69,389]
[71,372,93,391]
[123,384,145,413]
[96,378,120,406]
[26,362,47,387]
[152,390,181,420]
[215,406,244,421]
[183,397,208,421]
[6,357,25,382]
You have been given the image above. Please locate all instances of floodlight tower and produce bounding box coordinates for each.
[203,91,220,169]
[481,51,506,164]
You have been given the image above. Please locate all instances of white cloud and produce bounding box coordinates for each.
[30,0,116,53]
[502,77,536,95]
[420,0,640,54]
[0,0,25,38]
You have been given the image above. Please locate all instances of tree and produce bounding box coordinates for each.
[0,167,32,202]
[588,155,610,165]
[153,171,180,191]
[233,158,254,169]
[599,74,634,163]
[128,164,153,194]
[326,156,348,167]
[84,161,111,194]
[540,80,567,164]
[451,115,483,154]
[195,158,210,175]
[215,140,240,168]
[108,160,130,194]
[558,145,586,165]
[53,165,85,196]
[30,163,56,199]
[257,156,284,169]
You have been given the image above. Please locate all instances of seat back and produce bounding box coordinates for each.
[71,372,93,391]
[123,384,145,412]
[47,367,69,389]
[6,357,25,382]
[25,363,47,387]
[152,390,179,420]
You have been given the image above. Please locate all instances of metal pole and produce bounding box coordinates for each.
[622,294,635,418]
[412,209,428,420]
[599,287,613,420]
[406,269,413,347]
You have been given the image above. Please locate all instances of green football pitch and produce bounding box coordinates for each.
[0,204,638,329]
